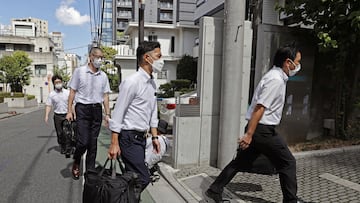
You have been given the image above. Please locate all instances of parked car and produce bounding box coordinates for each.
[157,91,197,128]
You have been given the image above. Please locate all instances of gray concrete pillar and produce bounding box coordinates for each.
[218,0,250,169]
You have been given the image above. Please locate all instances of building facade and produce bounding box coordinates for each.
[111,0,198,89]
[12,17,49,37]
[1,18,57,103]
[0,35,57,103]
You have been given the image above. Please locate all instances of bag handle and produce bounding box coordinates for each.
[98,156,126,178]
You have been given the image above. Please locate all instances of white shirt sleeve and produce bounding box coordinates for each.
[45,94,52,106]
[256,78,283,109]
[68,68,80,91]
[108,79,136,133]
[150,96,159,128]
[103,73,111,94]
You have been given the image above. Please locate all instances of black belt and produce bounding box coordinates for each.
[54,113,67,116]
[122,130,147,139]
[77,103,101,108]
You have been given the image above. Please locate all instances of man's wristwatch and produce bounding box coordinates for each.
[152,136,159,141]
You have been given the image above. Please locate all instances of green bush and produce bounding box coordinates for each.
[27,95,35,100]
[158,79,193,98]
[0,92,36,103]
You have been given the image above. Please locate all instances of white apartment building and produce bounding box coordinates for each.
[0,19,57,103]
[114,22,198,89]
[12,17,49,37]
[112,0,198,89]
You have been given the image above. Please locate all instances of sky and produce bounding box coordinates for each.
[0,0,94,61]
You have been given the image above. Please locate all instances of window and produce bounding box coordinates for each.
[35,65,47,77]
[39,47,42,52]
[171,36,175,53]
[157,70,167,79]
[148,35,157,42]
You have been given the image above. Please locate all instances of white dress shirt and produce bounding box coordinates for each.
[45,88,70,114]
[109,68,159,133]
[245,66,289,125]
[68,65,111,104]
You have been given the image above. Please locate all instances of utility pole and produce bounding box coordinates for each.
[218,0,248,169]
[137,0,145,70]
[139,0,145,43]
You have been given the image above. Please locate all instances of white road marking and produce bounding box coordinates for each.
[319,173,360,192]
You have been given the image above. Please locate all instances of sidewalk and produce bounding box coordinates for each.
[0,104,45,120]
[159,145,360,203]
[96,127,186,203]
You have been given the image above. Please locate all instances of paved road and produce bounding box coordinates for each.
[0,109,83,203]
[0,109,157,203]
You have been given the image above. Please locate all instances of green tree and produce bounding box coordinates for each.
[0,51,32,92]
[176,54,197,84]
[101,46,118,60]
[158,55,197,98]
[278,0,360,138]
[101,46,119,92]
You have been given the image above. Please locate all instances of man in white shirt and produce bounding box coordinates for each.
[66,47,111,180]
[206,45,303,203]
[108,41,162,191]
[45,75,70,155]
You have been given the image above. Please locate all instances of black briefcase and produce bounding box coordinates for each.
[83,158,142,203]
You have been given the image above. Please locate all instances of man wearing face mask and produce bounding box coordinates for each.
[45,75,70,155]
[205,45,304,203]
[108,41,162,191]
[66,47,111,180]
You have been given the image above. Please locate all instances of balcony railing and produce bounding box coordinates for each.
[117,22,128,29]
[159,2,173,9]
[159,13,173,21]
[117,12,132,18]
[117,1,132,7]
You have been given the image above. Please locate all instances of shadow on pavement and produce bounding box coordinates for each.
[47,145,61,154]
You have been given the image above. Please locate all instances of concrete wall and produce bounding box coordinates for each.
[0,103,8,113]
[197,17,224,166]
[172,116,201,168]
[4,97,38,108]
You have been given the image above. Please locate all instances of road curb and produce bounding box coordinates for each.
[293,144,360,159]
[158,163,199,203]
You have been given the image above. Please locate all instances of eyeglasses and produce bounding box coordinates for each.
[92,54,104,59]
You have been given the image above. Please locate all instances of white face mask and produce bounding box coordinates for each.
[55,83,63,90]
[92,58,103,69]
[288,61,301,77]
[151,58,165,73]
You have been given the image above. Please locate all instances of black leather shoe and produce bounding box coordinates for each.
[60,145,66,154]
[204,189,222,203]
[72,163,80,180]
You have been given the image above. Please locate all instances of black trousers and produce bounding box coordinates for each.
[119,130,149,191]
[73,103,102,171]
[209,124,298,203]
[53,113,67,146]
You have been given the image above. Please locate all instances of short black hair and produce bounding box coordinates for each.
[89,47,103,55]
[52,75,63,84]
[136,41,161,64]
[273,45,300,67]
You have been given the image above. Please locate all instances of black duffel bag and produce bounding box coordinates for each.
[83,157,142,203]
